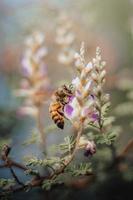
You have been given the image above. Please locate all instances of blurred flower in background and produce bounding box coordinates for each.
[16,31,51,117]
[55,12,76,66]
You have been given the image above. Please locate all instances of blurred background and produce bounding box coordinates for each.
[0,0,133,199]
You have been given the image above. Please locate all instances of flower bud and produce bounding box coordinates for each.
[91,73,98,82]
[92,58,96,64]
[85,62,93,73]
[83,80,92,98]
[94,85,102,97]
[101,61,106,67]
[84,141,96,157]
[103,94,110,104]
[100,70,106,81]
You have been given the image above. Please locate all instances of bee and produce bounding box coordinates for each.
[49,85,73,129]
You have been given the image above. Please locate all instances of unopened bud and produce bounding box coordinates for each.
[103,94,110,103]
[91,73,98,82]
[101,61,106,67]
[85,62,93,73]
[94,85,102,96]
[100,70,106,79]
[84,141,96,157]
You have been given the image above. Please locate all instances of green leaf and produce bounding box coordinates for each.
[0,178,15,189]
[66,163,92,177]
[45,124,58,134]
[42,177,63,190]
[42,180,53,190]
[25,169,39,176]
[103,116,115,127]
[0,139,11,152]
[22,133,39,146]
[48,136,75,155]
[95,130,119,145]
[59,136,75,153]
[26,156,61,168]
[101,102,111,115]
[26,157,43,167]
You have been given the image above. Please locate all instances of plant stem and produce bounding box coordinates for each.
[0,160,28,171]
[9,167,24,186]
[97,94,103,133]
[37,104,45,145]
[50,122,83,179]
[0,123,94,193]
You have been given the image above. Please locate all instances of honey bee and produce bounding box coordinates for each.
[49,85,73,129]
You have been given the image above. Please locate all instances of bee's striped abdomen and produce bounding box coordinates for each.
[49,102,64,129]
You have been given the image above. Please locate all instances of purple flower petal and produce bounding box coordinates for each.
[84,141,96,157]
[64,104,74,117]
[21,58,32,77]
[91,113,99,121]
[72,77,80,88]
[39,64,47,76]
[90,94,95,100]
[68,95,75,102]
[82,107,90,117]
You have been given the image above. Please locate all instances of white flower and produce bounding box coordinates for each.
[25,36,34,47]
[17,106,37,117]
[58,49,74,64]
[34,31,45,45]
[72,77,81,89]
[34,47,48,62]
[86,62,93,72]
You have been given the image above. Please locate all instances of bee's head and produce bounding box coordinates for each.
[55,84,74,104]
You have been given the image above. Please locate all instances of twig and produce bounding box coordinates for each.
[9,160,28,171]
[0,159,28,171]
[49,123,83,180]
[0,123,93,193]
[108,138,133,170]
[9,167,24,186]
[0,158,28,171]
[0,145,31,171]
[118,138,133,159]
